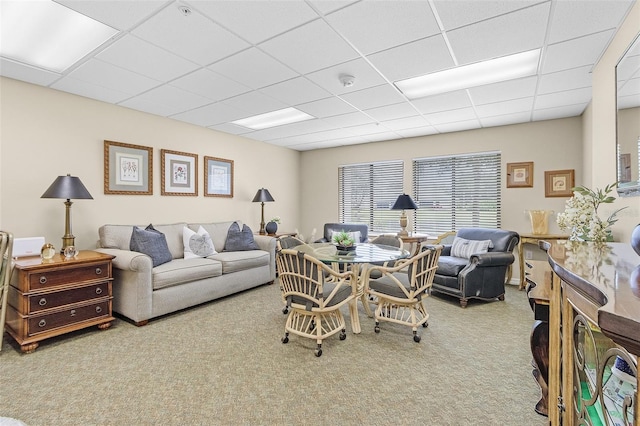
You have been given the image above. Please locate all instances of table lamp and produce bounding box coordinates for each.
[391,194,418,237]
[252,188,274,235]
[41,174,93,252]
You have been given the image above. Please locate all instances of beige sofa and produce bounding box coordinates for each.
[96,221,275,325]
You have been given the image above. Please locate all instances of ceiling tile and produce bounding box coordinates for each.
[320,111,376,128]
[119,97,180,117]
[247,119,333,141]
[548,0,635,44]
[432,119,482,133]
[127,85,212,113]
[305,58,387,95]
[57,0,166,31]
[297,97,357,118]
[325,0,440,55]
[259,19,358,74]
[0,58,61,86]
[96,35,199,81]
[307,0,359,15]
[535,87,592,109]
[468,76,537,105]
[532,103,588,121]
[479,111,532,128]
[447,2,550,65]
[171,102,248,127]
[342,122,393,136]
[192,0,319,44]
[364,102,419,122]
[208,48,297,90]
[259,77,331,106]
[51,77,130,104]
[339,84,406,110]
[475,97,534,117]
[618,77,640,98]
[132,3,249,66]
[433,0,542,31]
[380,115,431,131]
[366,35,454,82]
[412,90,472,114]
[542,29,615,73]
[208,123,253,135]
[395,125,438,138]
[425,107,478,125]
[538,65,592,94]
[170,69,251,102]
[222,91,287,116]
[65,58,160,95]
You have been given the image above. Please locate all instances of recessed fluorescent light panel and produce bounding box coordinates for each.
[0,0,118,73]
[395,49,541,99]
[232,107,315,130]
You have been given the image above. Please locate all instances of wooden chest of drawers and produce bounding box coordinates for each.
[5,250,115,353]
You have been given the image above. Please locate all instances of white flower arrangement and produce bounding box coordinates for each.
[556,182,625,243]
[268,216,281,224]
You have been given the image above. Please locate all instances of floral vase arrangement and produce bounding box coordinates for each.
[557,182,626,243]
[265,216,280,234]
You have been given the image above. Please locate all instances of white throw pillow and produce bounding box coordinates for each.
[450,237,492,259]
[183,226,216,259]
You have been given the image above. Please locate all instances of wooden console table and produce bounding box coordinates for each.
[542,241,639,425]
[518,233,568,290]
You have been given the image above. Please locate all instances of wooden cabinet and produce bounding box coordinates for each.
[5,251,115,353]
[543,241,639,425]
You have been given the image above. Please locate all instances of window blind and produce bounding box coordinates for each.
[412,152,501,234]
[338,160,404,233]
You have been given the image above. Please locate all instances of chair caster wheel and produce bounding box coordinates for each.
[314,348,322,357]
[422,322,429,328]
[413,334,421,343]
[282,336,289,344]
[282,307,288,314]
[339,331,346,340]
[374,325,380,333]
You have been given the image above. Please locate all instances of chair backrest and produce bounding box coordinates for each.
[276,235,305,251]
[276,249,354,309]
[322,223,368,243]
[454,228,519,252]
[433,231,456,245]
[407,246,442,295]
[370,234,403,248]
[0,230,14,352]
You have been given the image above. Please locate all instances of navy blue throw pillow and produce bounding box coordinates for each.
[130,224,173,267]
[224,222,259,251]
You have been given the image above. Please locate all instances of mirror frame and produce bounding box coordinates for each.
[616,32,640,197]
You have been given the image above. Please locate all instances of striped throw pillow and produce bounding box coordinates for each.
[450,237,492,259]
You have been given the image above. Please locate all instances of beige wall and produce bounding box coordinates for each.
[299,117,583,238]
[0,77,301,250]
[587,0,640,242]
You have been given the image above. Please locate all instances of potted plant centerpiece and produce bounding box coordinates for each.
[332,230,357,251]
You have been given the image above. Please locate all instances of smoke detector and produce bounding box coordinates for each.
[339,74,355,88]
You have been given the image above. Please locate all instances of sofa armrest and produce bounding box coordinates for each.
[253,235,277,280]
[94,248,153,272]
[470,252,515,267]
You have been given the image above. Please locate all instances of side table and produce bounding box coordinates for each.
[398,234,431,256]
[5,250,115,353]
[517,233,568,289]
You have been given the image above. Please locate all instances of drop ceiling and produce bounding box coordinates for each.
[1,0,638,151]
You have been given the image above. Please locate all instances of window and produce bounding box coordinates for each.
[412,151,501,234]
[338,160,404,233]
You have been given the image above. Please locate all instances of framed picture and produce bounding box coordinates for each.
[104,140,153,195]
[506,162,533,188]
[205,156,234,198]
[161,149,198,196]
[545,169,575,197]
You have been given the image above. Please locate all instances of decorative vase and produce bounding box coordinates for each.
[631,224,640,257]
[527,210,553,235]
[265,221,278,235]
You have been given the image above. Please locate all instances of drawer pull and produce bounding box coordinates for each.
[70,309,76,317]
[95,306,102,314]
[38,298,47,306]
[38,319,46,328]
[39,276,47,284]
[95,287,103,295]
[95,267,102,275]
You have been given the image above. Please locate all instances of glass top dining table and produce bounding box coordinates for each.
[290,242,410,334]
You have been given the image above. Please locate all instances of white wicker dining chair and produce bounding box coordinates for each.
[276,248,357,357]
[363,245,441,342]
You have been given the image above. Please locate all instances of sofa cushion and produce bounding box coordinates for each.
[151,223,188,259]
[450,237,492,259]
[99,224,134,250]
[436,256,468,277]
[224,222,259,251]
[152,258,223,290]
[130,225,173,267]
[183,226,216,259]
[209,250,270,274]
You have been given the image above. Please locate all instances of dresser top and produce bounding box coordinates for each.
[13,250,114,270]
[544,241,640,354]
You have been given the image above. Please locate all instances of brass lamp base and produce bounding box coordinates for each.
[397,210,409,237]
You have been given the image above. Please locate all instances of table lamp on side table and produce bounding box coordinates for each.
[41,174,93,253]
[391,193,418,237]
[252,188,275,235]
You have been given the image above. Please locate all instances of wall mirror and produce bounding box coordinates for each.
[616,32,640,197]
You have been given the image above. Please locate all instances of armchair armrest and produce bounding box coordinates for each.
[470,252,515,267]
[94,248,152,272]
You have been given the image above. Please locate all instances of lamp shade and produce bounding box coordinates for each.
[391,194,418,210]
[252,188,274,203]
[41,174,93,200]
